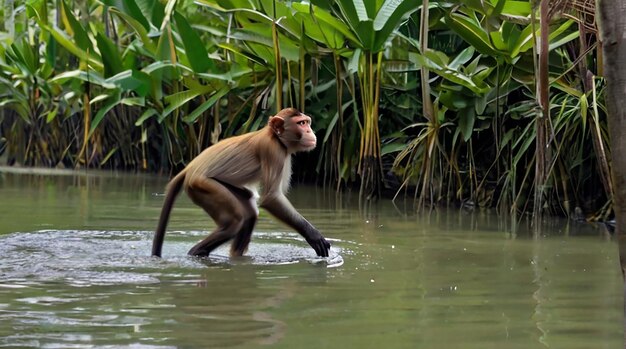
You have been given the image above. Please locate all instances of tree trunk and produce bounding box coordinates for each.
[597,1,626,346]
[534,0,550,220]
[4,0,15,38]
[358,51,383,200]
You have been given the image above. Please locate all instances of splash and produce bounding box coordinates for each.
[0,230,344,287]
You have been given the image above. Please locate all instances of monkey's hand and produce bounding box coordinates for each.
[306,235,331,257]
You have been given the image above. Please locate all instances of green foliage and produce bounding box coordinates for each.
[0,0,612,216]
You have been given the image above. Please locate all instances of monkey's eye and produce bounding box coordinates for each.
[297,120,309,126]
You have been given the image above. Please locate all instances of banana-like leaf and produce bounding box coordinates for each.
[444,12,499,56]
[292,3,360,45]
[106,70,152,97]
[60,1,93,53]
[174,12,213,73]
[96,33,124,77]
[135,0,165,26]
[501,1,531,17]
[108,8,156,52]
[511,19,576,58]
[135,109,159,126]
[51,70,114,88]
[101,0,151,31]
[0,99,30,123]
[161,85,216,121]
[458,107,476,142]
[449,46,475,70]
[371,0,419,51]
[6,40,38,76]
[231,26,300,62]
[25,0,48,24]
[90,93,121,136]
[183,87,230,123]
[43,25,103,70]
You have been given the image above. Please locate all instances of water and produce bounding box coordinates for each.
[0,169,622,348]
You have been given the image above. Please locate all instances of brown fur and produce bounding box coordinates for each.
[152,108,331,258]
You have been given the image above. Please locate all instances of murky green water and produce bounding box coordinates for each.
[0,169,622,348]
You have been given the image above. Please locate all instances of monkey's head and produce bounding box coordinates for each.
[269,108,317,153]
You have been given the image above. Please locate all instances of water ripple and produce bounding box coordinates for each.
[0,230,344,287]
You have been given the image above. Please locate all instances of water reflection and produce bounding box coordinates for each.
[0,170,622,348]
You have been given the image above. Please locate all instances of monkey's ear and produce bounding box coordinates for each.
[269,116,285,135]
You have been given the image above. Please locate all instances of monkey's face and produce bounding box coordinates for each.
[270,110,317,153]
[287,114,317,151]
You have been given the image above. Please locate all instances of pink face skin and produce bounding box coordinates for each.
[270,112,317,152]
[291,114,316,150]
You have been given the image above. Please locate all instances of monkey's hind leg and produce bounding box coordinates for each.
[185,177,246,257]
[229,185,258,257]
[231,216,257,257]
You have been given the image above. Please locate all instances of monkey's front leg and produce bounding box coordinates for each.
[260,194,331,257]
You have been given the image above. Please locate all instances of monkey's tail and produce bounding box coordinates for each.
[152,171,186,257]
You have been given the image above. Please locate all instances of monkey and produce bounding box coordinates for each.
[151,108,331,259]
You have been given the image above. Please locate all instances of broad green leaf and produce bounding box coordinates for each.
[96,32,124,77]
[135,0,165,26]
[6,40,38,75]
[511,19,575,58]
[196,63,254,82]
[501,21,521,54]
[45,106,59,123]
[109,8,156,52]
[45,32,58,68]
[91,94,111,104]
[491,0,506,16]
[174,12,213,73]
[372,0,419,51]
[512,123,535,166]
[60,1,93,53]
[445,12,499,56]
[217,43,269,67]
[335,0,367,29]
[292,3,360,45]
[510,22,534,57]
[381,142,407,155]
[580,93,588,130]
[500,129,516,149]
[353,0,370,22]
[100,147,119,166]
[549,30,579,51]
[489,30,507,51]
[90,93,121,136]
[102,0,151,30]
[501,1,531,17]
[0,99,30,122]
[231,27,300,62]
[440,90,469,110]
[293,10,345,49]
[135,109,158,126]
[26,0,48,23]
[43,25,103,70]
[120,97,146,107]
[449,46,475,70]
[183,87,230,123]
[51,70,113,88]
[106,70,152,97]
[416,51,491,95]
[142,61,176,74]
[161,87,214,121]
[260,0,290,19]
[356,20,375,50]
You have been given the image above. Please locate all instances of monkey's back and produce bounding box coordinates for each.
[184,128,280,187]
